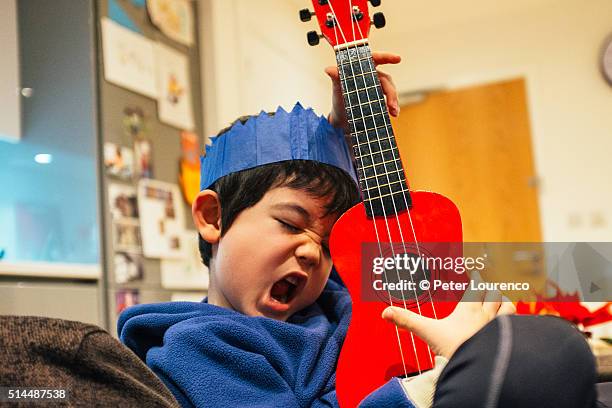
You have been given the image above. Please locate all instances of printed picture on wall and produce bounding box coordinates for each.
[101,17,157,98]
[154,42,194,130]
[108,183,139,219]
[147,0,194,46]
[170,292,206,302]
[161,230,209,290]
[138,179,186,259]
[104,142,134,180]
[113,218,142,253]
[114,251,144,284]
[134,138,153,179]
[115,288,140,315]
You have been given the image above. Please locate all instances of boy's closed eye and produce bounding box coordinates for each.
[276,218,302,233]
[274,218,331,256]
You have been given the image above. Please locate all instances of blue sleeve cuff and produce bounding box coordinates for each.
[359,378,416,408]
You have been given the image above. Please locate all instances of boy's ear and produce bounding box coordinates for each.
[192,189,222,244]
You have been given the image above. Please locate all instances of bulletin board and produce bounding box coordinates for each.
[96,0,208,332]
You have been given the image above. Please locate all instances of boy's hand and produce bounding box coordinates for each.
[326,52,401,129]
[381,273,516,360]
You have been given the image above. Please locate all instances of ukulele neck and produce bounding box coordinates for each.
[335,44,412,217]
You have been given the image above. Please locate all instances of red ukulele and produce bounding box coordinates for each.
[301,1,466,406]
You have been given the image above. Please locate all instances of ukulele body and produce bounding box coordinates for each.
[330,190,463,407]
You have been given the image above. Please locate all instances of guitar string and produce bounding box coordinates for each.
[327,0,414,377]
[349,0,430,337]
[361,44,440,333]
[332,0,440,369]
[352,11,437,365]
[341,0,429,369]
[329,22,411,379]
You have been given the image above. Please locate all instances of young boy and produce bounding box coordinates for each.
[118,57,598,407]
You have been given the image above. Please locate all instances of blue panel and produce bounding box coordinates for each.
[108,0,142,33]
[0,142,99,263]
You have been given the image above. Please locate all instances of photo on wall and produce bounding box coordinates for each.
[134,138,153,179]
[147,0,195,46]
[115,288,140,315]
[160,230,209,290]
[154,42,194,130]
[113,251,144,284]
[107,183,139,219]
[104,142,134,180]
[138,179,186,259]
[100,17,157,98]
[113,218,142,253]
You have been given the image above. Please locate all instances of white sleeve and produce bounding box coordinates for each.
[399,356,449,408]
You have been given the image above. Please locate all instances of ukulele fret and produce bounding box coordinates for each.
[363,188,411,203]
[349,114,388,133]
[355,148,401,169]
[348,112,387,123]
[351,128,395,147]
[358,156,402,171]
[358,169,407,198]
[354,146,399,158]
[348,100,385,118]
[361,179,406,193]
[348,98,387,109]
[357,162,405,191]
[360,168,406,183]
[342,70,378,82]
[342,84,381,96]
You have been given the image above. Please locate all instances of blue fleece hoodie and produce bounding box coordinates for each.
[118,279,415,407]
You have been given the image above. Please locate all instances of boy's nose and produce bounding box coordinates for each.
[295,239,321,268]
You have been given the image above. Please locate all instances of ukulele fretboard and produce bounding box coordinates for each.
[336,44,412,217]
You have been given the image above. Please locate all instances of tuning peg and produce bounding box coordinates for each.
[372,12,385,29]
[318,0,328,5]
[369,0,381,6]
[299,8,313,22]
[307,31,321,46]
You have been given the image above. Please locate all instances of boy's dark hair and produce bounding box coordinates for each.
[198,115,360,267]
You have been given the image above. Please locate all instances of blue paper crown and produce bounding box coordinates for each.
[200,103,358,190]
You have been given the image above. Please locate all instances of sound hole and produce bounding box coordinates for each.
[390,364,433,380]
[372,251,433,306]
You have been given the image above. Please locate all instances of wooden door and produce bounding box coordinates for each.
[391,78,544,298]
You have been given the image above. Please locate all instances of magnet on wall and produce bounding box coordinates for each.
[123,106,147,139]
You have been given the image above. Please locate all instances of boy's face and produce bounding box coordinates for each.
[208,186,337,321]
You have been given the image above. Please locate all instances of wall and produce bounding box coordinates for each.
[0,0,20,141]
[375,0,612,242]
[198,0,334,138]
[97,0,205,331]
[198,0,612,242]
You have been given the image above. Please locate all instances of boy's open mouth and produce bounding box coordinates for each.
[270,273,305,305]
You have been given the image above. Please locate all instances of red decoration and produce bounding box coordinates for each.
[516,280,612,328]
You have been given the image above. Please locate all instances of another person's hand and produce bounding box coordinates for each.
[381,273,516,360]
[327,52,401,129]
